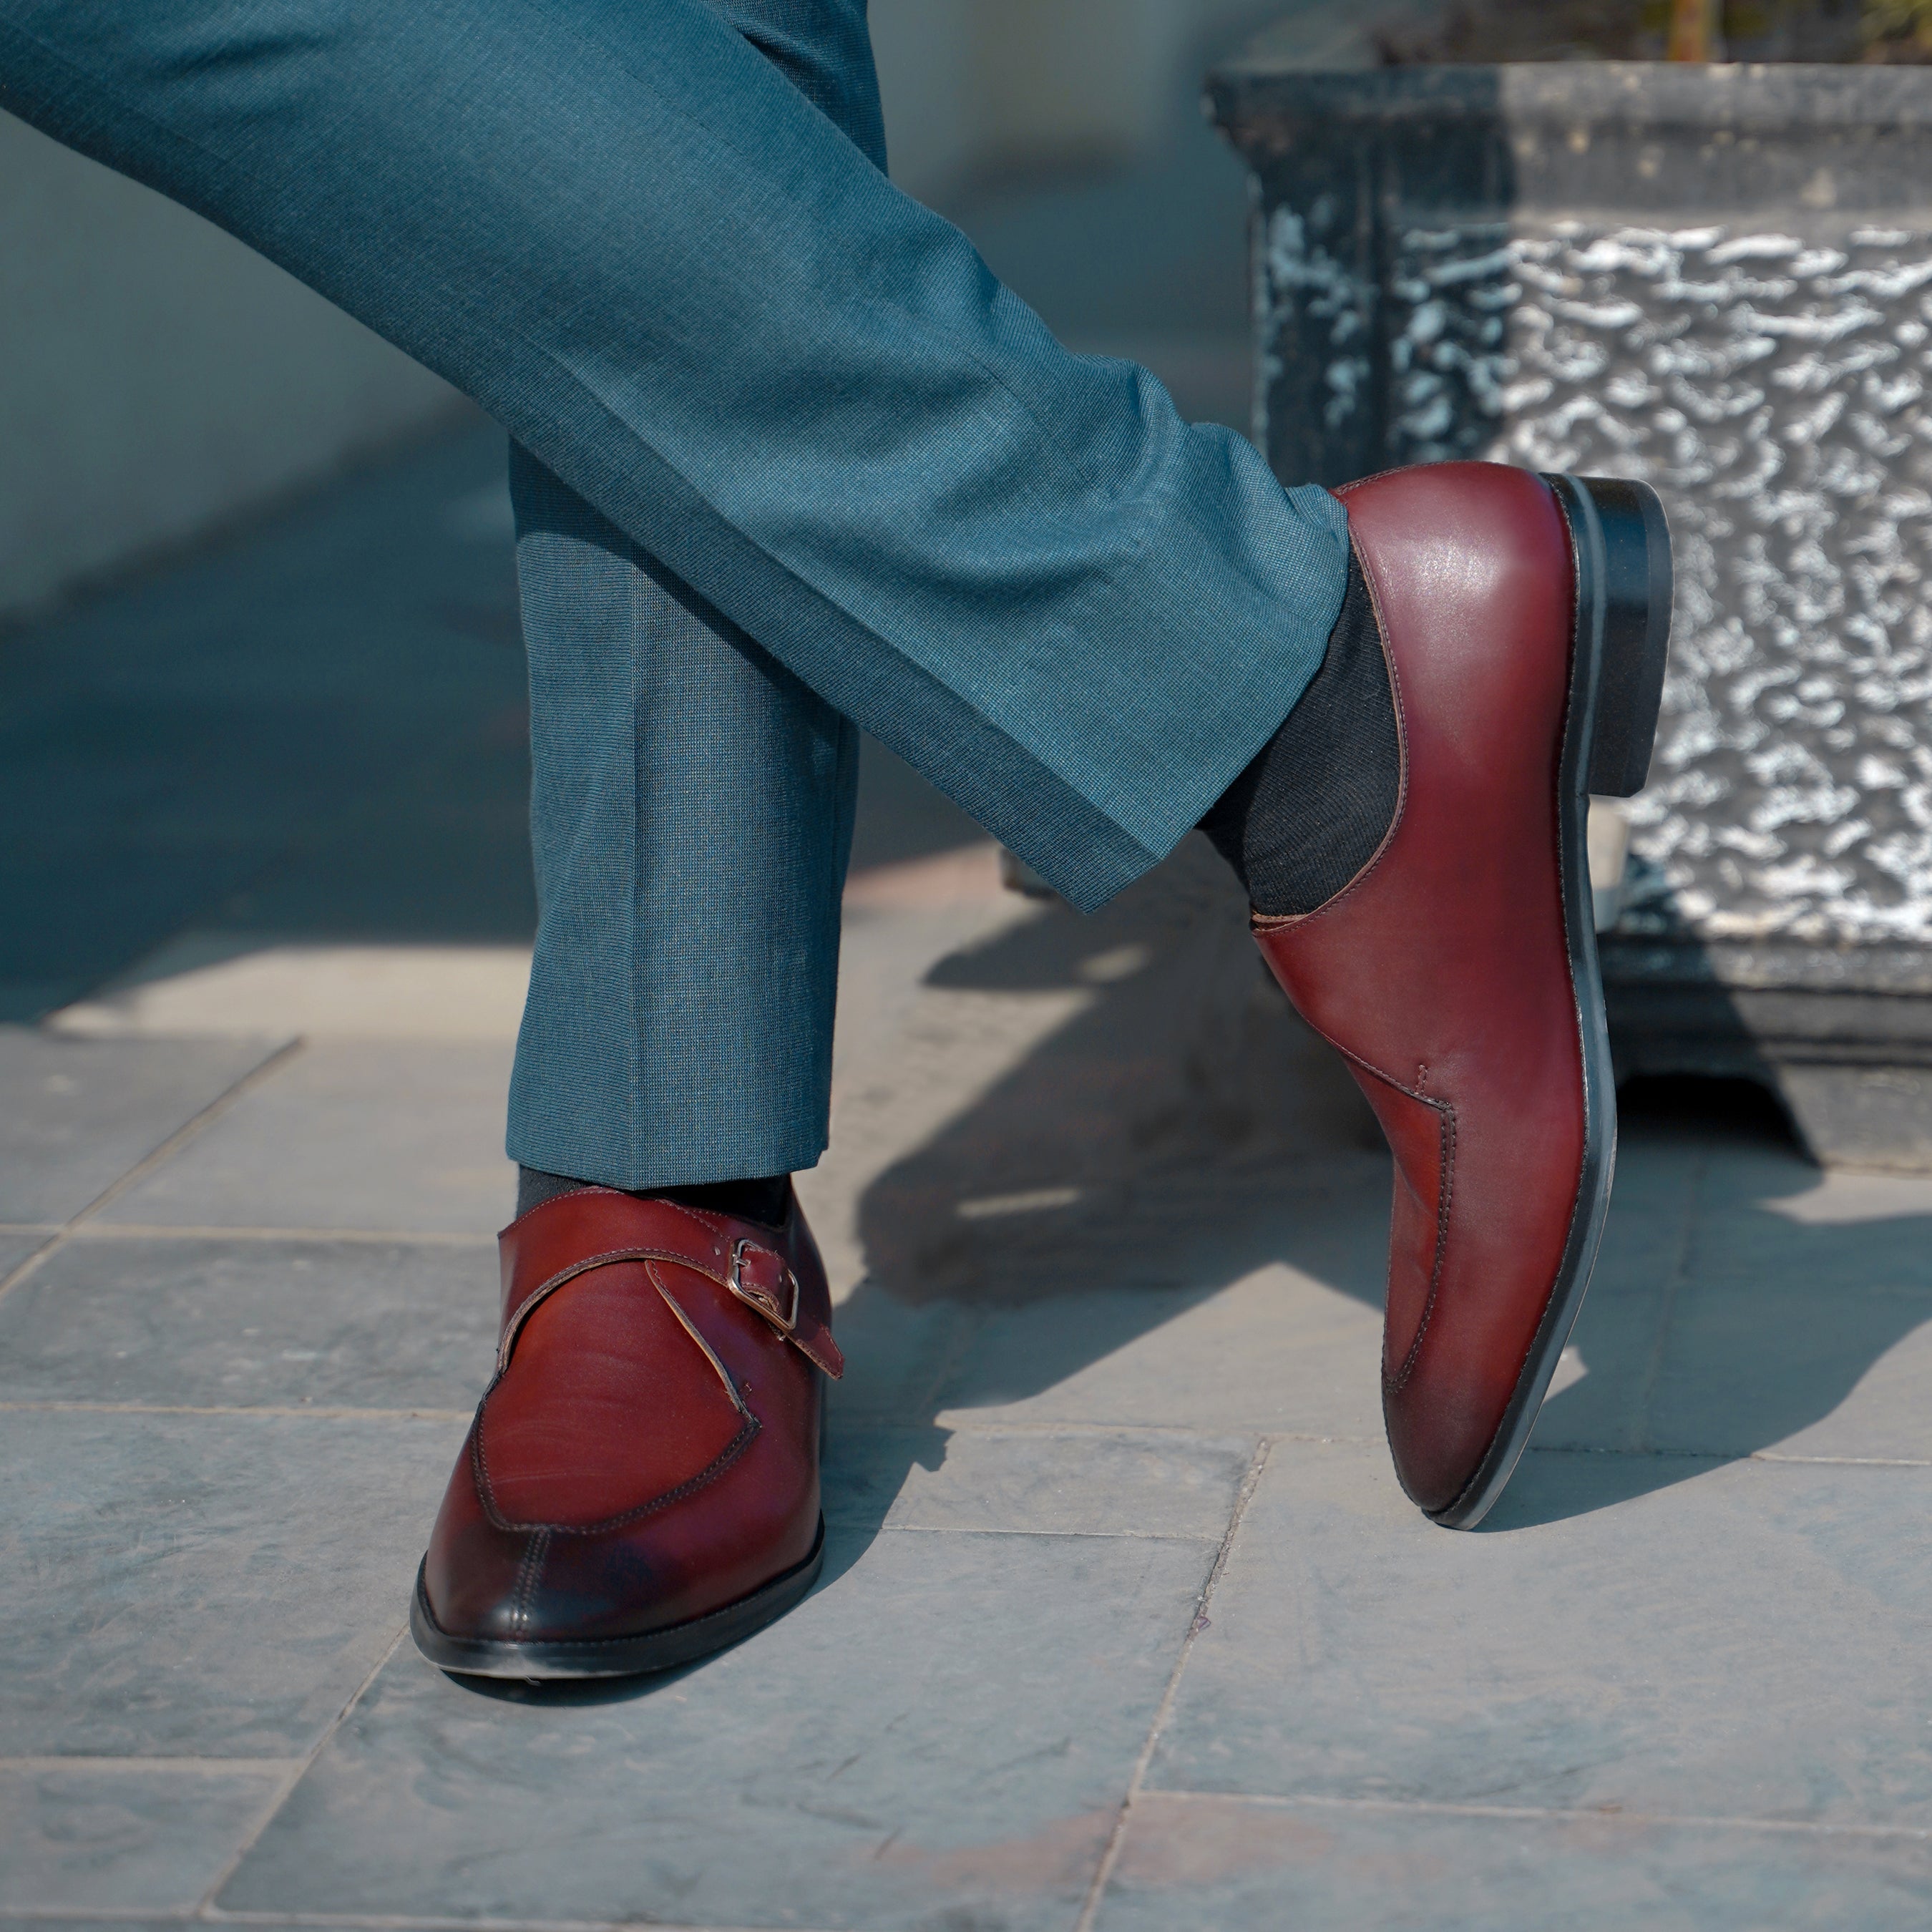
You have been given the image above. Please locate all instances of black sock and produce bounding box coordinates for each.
[516,1165,792,1227]
[1198,550,1400,917]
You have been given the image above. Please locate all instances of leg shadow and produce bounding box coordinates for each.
[826,850,1932,1544]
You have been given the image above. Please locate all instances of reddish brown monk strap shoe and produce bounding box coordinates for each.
[1257,462,1671,1528]
[410,1184,843,1678]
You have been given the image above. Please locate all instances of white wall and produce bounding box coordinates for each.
[871,0,1280,203]
[0,111,459,623]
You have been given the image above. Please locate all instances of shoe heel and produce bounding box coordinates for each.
[1543,474,1674,799]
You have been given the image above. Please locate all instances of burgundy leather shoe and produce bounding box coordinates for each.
[411,1184,842,1677]
[1257,462,1671,1528]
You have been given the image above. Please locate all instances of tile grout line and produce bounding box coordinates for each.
[0,1755,303,1775]
[905,1304,989,1423]
[1070,1435,1274,1932]
[218,1906,855,1931]
[857,1523,1224,1543]
[11,1397,1922,1473]
[1145,1786,1932,1843]
[831,1412,1360,1440]
[1531,1443,1932,1470]
[62,1223,499,1246]
[190,1625,411,1920]
[0,1402,475,1422]
[1,1914,850,1932]
[1629,1134,1710,1453]
[0,1038,307,1312]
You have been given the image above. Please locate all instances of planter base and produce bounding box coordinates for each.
[1604,942,1932,1171]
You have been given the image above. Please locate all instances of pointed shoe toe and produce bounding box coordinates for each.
[1255,462,1672,1527]
[411,1185,840,1679]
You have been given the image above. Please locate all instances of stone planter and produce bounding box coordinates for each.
[1209,58,1932,1168]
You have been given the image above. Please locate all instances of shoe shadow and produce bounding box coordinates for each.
[824,845,1932,1553]
[1485,1075,1932,1531]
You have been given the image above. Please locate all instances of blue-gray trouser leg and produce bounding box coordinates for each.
[507,0,881,1190]
[0,0,1350,1186]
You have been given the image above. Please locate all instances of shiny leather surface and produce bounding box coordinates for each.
[1255,462,1585,1516]
[421,1186,838,1645]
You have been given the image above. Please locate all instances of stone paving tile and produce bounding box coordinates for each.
[1526,1123,1708,1455]
[902,1152,1389,1441]
[0,847,283,1027]
[1,1410,458,1757]
[1759,1161,1932,1229]
[0,1236,494,1412]
[822,1287,975,1422]
[0,1028,282,1224]
[0,1923,188,1932]
[1538,1142,1932,1465]
[1096,1792,1932,1931]
[1687,1128,1832,1214]
[1647,1248,1932,1465]
[0,1230,52,1282]
[1692,1156,1932,1279]
[0,1762,286,1916]
[843,1114,1714,1458]
[0,421,531,1029]
[99,1039,517,1234]
[1150,1439,1932,1830]
[824,1424,1253,1540]
[930,1259,1385,1440]
[219,1524,1215,1930]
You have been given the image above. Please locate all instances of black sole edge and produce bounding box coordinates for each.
[1426,474,1664,1531]
[409,1517,826,1681]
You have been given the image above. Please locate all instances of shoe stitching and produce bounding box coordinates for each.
[1277,1023,1450,1131]
[509,1527,551,1633]
[473,1397,760,1538]
[1385,1091,1457,1397]
[1334,467,1409,497]
[506,1187,725,1241]
[1251,531,1410,934]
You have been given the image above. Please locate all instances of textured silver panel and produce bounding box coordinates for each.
[1259,208,1932,946]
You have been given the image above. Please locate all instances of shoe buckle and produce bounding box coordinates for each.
[726,1238,799,1335]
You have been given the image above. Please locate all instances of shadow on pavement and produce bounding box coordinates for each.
[835,879,1932,1538]
[0,421,534,1020]
[1493,1077,1932,1529]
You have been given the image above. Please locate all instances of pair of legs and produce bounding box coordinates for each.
[6,0,1672,1672]
[1,0,1350,1192]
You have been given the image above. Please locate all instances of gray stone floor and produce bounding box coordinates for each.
[8,865,1932,1929]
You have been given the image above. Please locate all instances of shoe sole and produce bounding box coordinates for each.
[409,1516,827,1680]
[1428,474,1673,1531]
